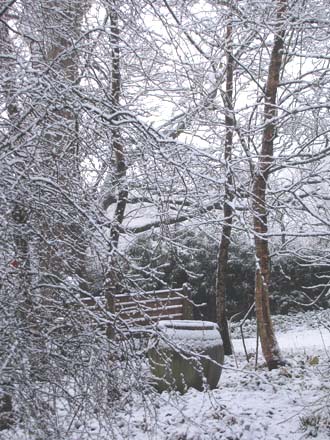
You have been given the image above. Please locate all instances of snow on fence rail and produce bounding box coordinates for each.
[81,283,193,329]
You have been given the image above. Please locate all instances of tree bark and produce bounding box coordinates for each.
[0,4,23,425]
[33,1,90,286]
[252,0,287,370]
[216,11,234,355]
[104,3,128,339]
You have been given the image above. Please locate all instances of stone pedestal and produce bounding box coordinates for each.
[148,320,224,393]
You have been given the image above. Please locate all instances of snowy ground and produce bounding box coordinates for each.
[2,309,330,440]
[113,309,330,440]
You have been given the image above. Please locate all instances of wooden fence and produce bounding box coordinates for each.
[81,283,193,330]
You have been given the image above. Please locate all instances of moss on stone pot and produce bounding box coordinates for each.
[148,320,224,393]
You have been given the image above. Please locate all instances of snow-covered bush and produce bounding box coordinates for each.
[126,231,330,320]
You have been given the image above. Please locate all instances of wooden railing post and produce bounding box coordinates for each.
[105,283,116,339]
[182,283,193,320]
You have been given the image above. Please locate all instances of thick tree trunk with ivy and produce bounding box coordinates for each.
[34,1,90,285]
[216,13,234,355]
[252,0,287,370]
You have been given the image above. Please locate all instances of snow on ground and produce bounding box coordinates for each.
[2,310,330,439]
[113,309,330,440]
[235,327,330,354]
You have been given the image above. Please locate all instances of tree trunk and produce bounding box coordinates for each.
[0,5,24,426]
[32,1,90,284]
[0,389,13,431]
[216,11,234,355]
[252,0,287,370]
[104,3,128,339]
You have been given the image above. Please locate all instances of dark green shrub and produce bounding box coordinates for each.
[126,231,330,320]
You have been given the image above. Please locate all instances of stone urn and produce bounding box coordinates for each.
[148,320,224,393]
